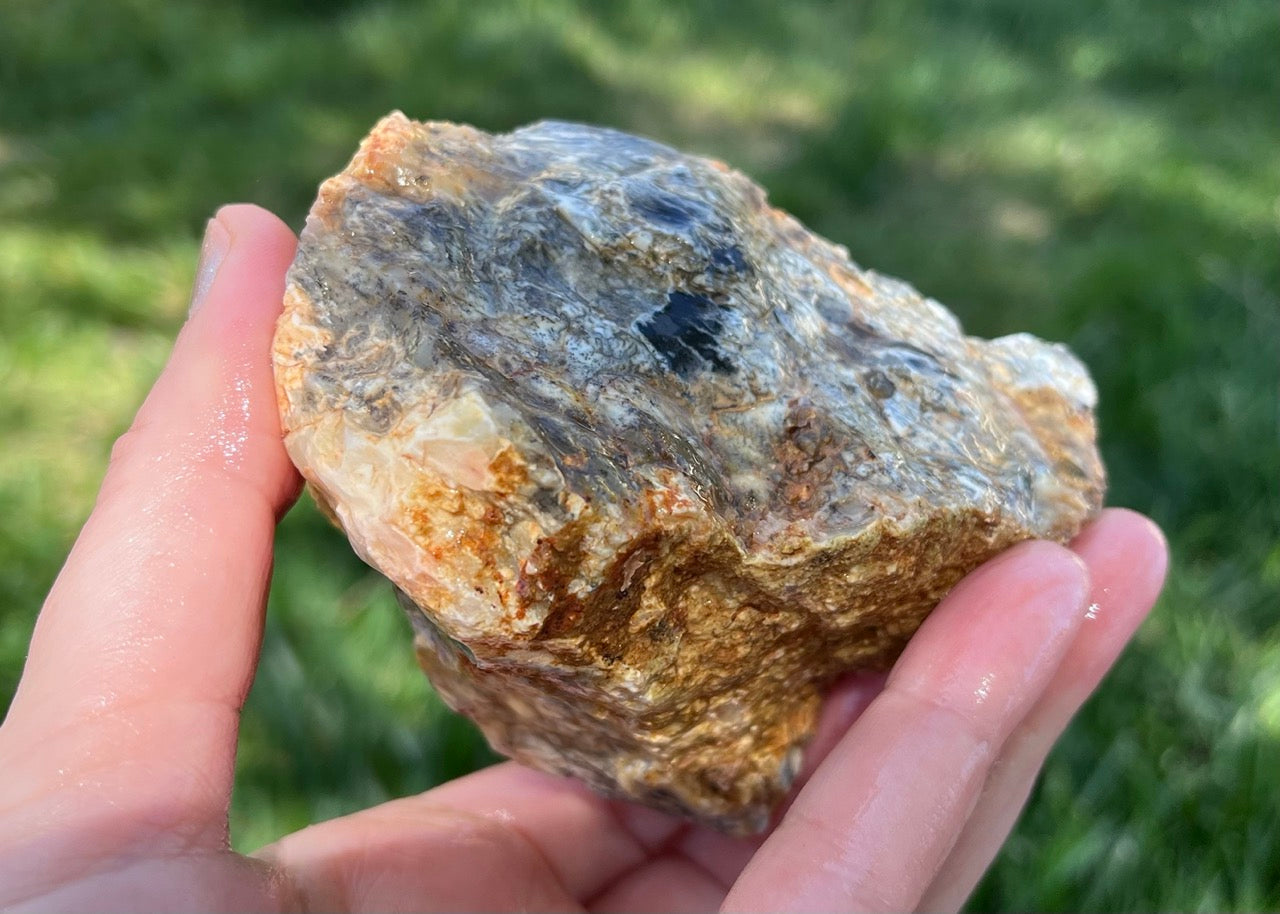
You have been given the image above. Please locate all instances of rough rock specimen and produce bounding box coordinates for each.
[272,112,1105,834]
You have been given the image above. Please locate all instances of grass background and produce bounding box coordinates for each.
[1,0,1277,909]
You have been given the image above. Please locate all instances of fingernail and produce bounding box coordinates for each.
[189,217,231,315]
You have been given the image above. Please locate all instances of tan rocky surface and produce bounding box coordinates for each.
[272,112,1104,833]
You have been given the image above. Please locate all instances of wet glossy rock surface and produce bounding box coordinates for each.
[272,112,1105,833]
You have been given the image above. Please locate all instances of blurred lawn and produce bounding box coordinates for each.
[2,0,1277,909]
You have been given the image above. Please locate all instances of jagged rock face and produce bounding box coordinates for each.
[272,112,1104,834]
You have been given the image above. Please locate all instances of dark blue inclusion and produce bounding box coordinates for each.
[638,291,734,376]
[710,243,748,273]
[629,189,704,229]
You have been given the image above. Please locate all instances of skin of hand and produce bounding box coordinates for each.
[0,205,1168,913]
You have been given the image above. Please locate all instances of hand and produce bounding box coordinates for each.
[0,205,1167,913]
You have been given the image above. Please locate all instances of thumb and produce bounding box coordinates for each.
[2,206,300,824]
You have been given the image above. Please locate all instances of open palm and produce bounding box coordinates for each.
[0,206,1166,912]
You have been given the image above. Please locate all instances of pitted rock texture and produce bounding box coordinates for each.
[272,112,1105,834]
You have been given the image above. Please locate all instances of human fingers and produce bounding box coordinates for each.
[722,540,1090,912]
[255,762,681,911]
[277,678,888,911]
[918,509,1168,912]
[1,206,299,824]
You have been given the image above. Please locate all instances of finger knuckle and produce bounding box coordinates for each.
[107,420,155,474]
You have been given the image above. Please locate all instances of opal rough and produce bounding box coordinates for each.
[272,112,1105,834]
